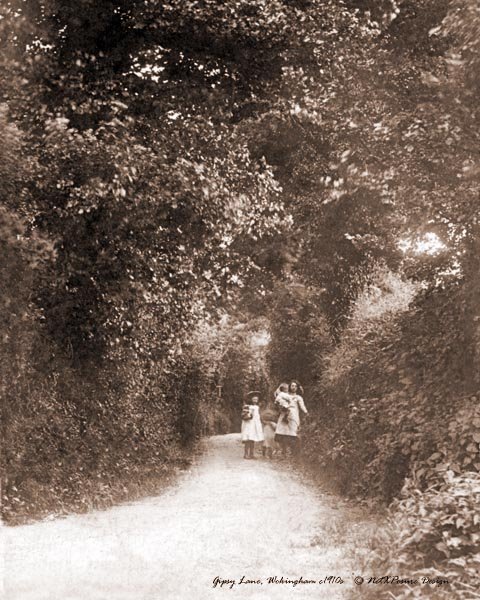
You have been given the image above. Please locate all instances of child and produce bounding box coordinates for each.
[274,383,293,424]
[274,383,294,457]
[260,403,279,459]
[241,392,264,459]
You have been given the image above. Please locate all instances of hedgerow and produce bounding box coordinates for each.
[299,275,475,498]
[355,472,480,599]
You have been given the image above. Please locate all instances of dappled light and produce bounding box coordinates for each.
[399,232,447,256]
[2,0,480,598]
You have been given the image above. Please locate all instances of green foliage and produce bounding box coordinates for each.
[357,472,480,599]
[2,14,480,591]
[1,0,289,522]
[299,278,474,498]
[290,272,480,597]
[267,281,331,388]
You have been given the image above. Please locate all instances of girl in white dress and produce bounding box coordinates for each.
[241,392,264,459]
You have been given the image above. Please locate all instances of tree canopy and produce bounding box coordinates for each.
[2,9,480,591]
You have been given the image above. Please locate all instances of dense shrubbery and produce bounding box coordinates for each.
[356,472,480,599]
[2,9,480,597]
[275,267,479,592]
[273,272,480,595]
[3,330,205,522]
[300,277,471,497]
[1,0,286,523]
[263,0,480,585]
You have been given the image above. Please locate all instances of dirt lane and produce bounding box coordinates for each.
[4,434,371,600]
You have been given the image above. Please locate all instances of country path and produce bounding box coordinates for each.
[3,434,374,600]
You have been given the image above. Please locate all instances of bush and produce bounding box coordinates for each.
[300,277,475,502]
[291,272,480,598]
[358,472,480,599]
[2,352,207,523]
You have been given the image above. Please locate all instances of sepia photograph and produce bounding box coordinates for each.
[1,1,479,599]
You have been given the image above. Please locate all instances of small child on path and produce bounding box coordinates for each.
[260,403,279,459]
[241,391,264,459]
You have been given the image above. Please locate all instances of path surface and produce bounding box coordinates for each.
[4,434,370,600]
